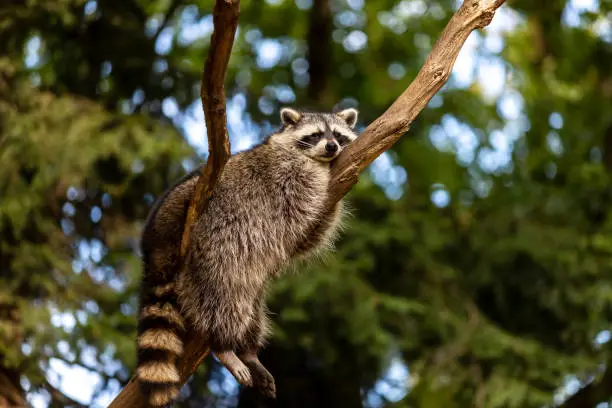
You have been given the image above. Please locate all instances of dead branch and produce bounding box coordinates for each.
[329,0,506,203]
[180,0,237,257]
[107,0,506,406]
[107,0,238,406]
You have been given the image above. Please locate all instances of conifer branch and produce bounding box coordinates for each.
[107,0,505,406]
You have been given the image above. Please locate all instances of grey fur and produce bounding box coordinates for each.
[136,108,359,406]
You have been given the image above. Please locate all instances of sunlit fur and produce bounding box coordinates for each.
[136,107,359,406]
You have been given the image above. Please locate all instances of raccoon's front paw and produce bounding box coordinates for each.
[245,360,276,399]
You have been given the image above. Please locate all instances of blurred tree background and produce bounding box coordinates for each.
[1,0,612,407]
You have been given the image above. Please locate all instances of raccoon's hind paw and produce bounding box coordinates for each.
[215,350,254,387]
[233,363,254,387]
[245,359,276,399]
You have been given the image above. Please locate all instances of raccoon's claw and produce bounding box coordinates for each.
[245,360,276,399]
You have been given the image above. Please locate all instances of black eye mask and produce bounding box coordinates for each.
[297,132,324,149]
[333,131,351,146]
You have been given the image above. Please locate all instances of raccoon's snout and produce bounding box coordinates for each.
[320,141,340,160]
[325,141,338,154]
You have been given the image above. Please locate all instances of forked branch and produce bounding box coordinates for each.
[107,0,239,406]
[107,0,506,406]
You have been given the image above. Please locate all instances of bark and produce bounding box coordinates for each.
[107,0,238,406]
[108,0,507,406]
[179,0,237,257]
[328,0,506,203]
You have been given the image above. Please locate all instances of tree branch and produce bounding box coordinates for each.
[328,0,506,203]
[107,1,238,407]
[107,0,506,406]
[179,0,236,257]
[306,0,333,106]
[152,0,184,41]
[0,370,25,407]
[44,379,88,408]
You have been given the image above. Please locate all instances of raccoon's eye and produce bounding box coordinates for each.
[297,132,324,148]
[333,131,351,146]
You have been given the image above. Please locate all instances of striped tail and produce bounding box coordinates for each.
[136,279,186,407]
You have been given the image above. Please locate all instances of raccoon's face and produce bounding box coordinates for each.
[268,107,359,163]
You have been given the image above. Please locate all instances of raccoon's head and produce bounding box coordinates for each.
[268,107,359,162]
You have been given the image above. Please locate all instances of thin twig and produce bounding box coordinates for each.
[152,0,184,41]
[44,380,88,408]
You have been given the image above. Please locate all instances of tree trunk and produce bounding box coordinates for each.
[306,0,333,108]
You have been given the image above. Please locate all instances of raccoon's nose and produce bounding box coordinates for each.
[325,141,338,154]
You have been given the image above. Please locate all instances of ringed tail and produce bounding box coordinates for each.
[136,279,186,407]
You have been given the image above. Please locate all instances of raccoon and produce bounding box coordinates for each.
[136,107,359,406]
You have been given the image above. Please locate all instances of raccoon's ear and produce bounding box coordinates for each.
[280,108,302,125]
[336,108,358,129]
